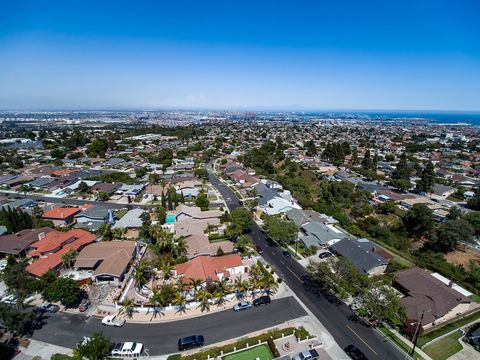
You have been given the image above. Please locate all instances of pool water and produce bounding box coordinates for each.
[166,215,176,223]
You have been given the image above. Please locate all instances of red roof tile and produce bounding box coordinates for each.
[42,207,81,220]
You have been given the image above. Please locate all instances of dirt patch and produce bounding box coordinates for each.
[446,245,480,267]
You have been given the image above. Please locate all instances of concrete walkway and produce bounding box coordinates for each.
[16,339,73,360]
[388,328,433,360]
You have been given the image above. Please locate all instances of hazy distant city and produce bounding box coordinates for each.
[1,1,480,360]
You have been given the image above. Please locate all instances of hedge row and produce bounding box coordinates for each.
[180,326,311,360]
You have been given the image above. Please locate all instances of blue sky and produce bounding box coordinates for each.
[0,0,479,111]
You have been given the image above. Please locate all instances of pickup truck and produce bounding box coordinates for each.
[101,315,126,327]
[292,349,319,360]
[111,342,143,357]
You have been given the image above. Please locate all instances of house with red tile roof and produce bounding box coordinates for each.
[26,229,96,277]
[0,227,54,257]
[42,207,81,227]
[175,254,247,285]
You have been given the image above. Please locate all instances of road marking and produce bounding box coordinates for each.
[271,251,276,255]
[280,260,285,265]
[286,266,303,283]
[346,324,379,356]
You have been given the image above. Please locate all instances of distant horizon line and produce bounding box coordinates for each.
[1,108,480,114]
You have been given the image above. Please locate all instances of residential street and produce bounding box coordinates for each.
[31,296,306,355]
[207,164,408,360]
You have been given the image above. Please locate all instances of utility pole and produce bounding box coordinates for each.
[410,310,425,356]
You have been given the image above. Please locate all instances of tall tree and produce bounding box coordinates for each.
[416,161,435,193]
[432,219,474,252]
[195,190,209,211]
[403,204,434,237]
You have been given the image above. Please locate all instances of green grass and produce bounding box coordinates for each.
[223,344,273,360]
[418,310,480,347]
[423,332,463,360]
[472,294,480,303]
[115,208,128,219]
[378,325,423,360]
[51,355,74,360]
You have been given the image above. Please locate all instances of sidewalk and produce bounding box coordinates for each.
[94,281,292,324]
[388,328,433,360]
[16,339,73,360]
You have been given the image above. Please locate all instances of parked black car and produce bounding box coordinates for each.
[178,335,205,351]
[318,251,333,259]
[253,296,271,306]
[344,345,368,360]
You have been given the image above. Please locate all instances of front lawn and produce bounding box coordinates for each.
[223,344,273,360]
[418,310,480,347]
[423,332,463,360]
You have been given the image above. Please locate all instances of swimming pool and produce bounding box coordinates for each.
[166,214,176,223]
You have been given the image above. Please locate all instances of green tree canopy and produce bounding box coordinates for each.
[403,204,434,237]
[432,218,474,252]
[42,277,82,307]
[73,332,112,360]
[416,161,435,193]
[263,215,298,246]
[195,190,209,211]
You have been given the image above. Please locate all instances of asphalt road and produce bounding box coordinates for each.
[31,296,306,355]
[207,164,408,360]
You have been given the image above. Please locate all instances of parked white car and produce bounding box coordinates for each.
[102,315,126,327]
[111,342,143,357]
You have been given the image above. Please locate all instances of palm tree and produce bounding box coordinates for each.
[173,291,187,314]
[189,278,203,297]
[134,260,152,290]
[174,236,188,258]
[248,277,260,298]
[98,223,113,241]
[261,275,279,296]
[195,289,212,312]
[61,249,78,269]
[217,278,232,296]
[234,278,249,300]
[118,297,136,318]
[148,288,164,320]
[160,261,174,281]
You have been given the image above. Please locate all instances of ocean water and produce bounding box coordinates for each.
[292,111,480,126]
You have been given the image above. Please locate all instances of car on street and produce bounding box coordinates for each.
[318,251,333,259]
[282,250,292,258]
[178,335,205,351]
[344,344,368,360]
[79,298,90,312]
[253,296,271,306]
[37,303,60,313]
[110,342,143,357]
[233,301,252,311]
[256,245,264,254]
[102,314,126,327]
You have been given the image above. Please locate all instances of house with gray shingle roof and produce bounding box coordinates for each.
[330,238,390,276]
[299,221,345,248]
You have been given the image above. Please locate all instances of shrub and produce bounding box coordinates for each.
[181,327,308,360]
[167,355,181,360]
[267,337,280,358]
